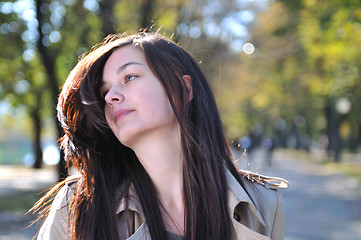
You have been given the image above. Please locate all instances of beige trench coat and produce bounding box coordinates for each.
[38,169,285,240]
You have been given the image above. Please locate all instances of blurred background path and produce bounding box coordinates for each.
[1,149,361,240]
[233,149,361,240]
[0,166,57,240]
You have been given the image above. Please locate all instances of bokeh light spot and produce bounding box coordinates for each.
[243,42,255,54]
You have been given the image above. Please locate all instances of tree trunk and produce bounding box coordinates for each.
[99,0,116,37]
[31,106,43,169]
[140,0,155,30]
[359,122,361,145]
[326,97,341,162]
[36,0,67,180]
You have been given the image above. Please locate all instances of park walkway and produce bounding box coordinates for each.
[0,166,58,240]
[1,150,361,239]
[233,149,361,240]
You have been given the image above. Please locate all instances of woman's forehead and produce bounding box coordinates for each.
[105,45,145,67]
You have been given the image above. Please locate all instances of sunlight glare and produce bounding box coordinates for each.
[43,145,60,165]
[243,42,255,54]
[23,49,35,61]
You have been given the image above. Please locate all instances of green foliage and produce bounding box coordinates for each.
[299,1,361,96]
[223,0,361,151]
[214,0,342,149]
[114,0,143,32]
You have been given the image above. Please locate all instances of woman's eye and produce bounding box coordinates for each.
[125,75,137,83]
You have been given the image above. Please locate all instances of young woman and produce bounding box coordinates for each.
[33,32,288,240]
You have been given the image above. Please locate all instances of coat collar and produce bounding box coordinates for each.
[115,184,145,221]
[225,168,266,226]
[115,168,266,226]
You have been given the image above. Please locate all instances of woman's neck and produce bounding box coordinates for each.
[131,130,183,190]
[130,128,185,235]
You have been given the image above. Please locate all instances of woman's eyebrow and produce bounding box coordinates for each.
[117,61,142,74]
[101,61,143,87]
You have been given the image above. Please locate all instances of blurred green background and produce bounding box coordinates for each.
[1,0,360,171]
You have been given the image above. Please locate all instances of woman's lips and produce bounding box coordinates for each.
[113,109,134,122]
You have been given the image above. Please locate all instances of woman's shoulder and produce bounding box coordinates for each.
[239,170,288,191]
[237,169,287,213]
[227,168,288,201]
[37,176,79,239]
[226,168,287,239]
[52,176,79,209]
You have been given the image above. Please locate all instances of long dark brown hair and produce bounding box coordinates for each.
[33,32,248,240]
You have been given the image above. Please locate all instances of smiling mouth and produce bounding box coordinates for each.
[113,110,134,122]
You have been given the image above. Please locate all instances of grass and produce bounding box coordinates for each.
[278,148,361,185]
[0,190,42,212]
[324,162,361,184]
[0,190,44,237]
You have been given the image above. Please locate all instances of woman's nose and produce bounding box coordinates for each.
[104,88,124,106]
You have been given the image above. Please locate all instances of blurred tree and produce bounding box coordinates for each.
[214,2,308,142]
[237,0,361,161]
[242,2,315,147]
[0,1,47,168]
[34,0,111,178]
[140,0,155,30]
[35,0,65,174]
[289,0,361,160]
[99,0,116,36]
[0,0,104,178]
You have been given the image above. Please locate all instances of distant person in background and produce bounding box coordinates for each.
[32,32,288,240]
[262,138,275,167]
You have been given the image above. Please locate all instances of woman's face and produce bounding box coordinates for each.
[101,45,178,147]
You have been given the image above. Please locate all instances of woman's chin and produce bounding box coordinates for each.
[114,130,139,148]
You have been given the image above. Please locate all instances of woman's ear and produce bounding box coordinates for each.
[182,75,193,102]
